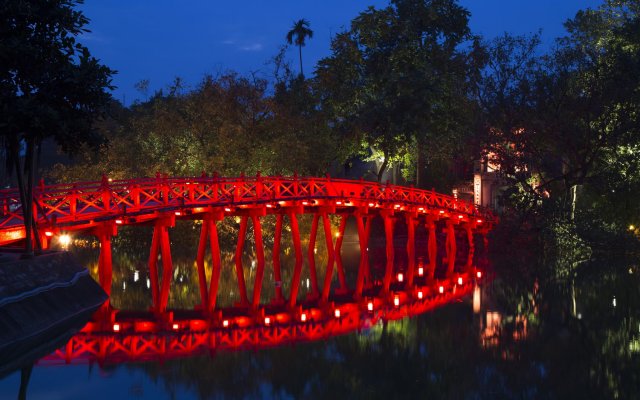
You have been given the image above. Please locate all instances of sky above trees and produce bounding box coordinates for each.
[79,0,603,104]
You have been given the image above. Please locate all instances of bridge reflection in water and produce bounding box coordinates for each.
[40,271,481,365]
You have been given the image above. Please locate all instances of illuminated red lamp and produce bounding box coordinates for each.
[334,309,341,318]
[477,219,483,224]
[113,323,121,332]
[476,271,482,279]
[302,200,309,205]
[44,231,54,237]
[457,277,463,285]
[393,295,400,307]
[397,272,404,282]
[224,207,232,212]
[438,285,444,294]
[394,204,401,209]
[417,290,424,299]
[367,301,374,312]
[458,215,464,219]
[368,202,375,207]
[300,313,307,322]
[266,204,273,208]
[222,319,229,328]
[439,210,445,214]
[418,267,424,276]
[174,211,182,216]
[418,207,424,212]
[115,219,123,225]
[172,323,179,330]
[264,316,271,326]
[336,201,343,205]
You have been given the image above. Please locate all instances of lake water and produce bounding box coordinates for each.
[0,221,638,399]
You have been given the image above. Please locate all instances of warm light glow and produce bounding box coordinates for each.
[439,285,444,294]
[630,225,636,231]
[222,319,229,328]
[113,323,120,332]
[458,215,464,219]
[476,271,482,278]
[115,219,123,225]
[336,201,342,205]
[335,232,340,238]
[108,178,113,183]
[397,272,404,282]
[393,296,400,307]
[439,210,445,214]
[174,211,182,216]
[58,234,72,248]
[473,285,481,314]
[367,301,374,311]
[418,267,424,276]
[418,207,424,211]
[417,290,423,299]
[334,309,341,318]
[300,313,307,322]
[45,231,54,237]
[457,277,463,285]
[172,323,179,330]
[266,204,273,208]
[302,200,309,205]
[224,207,232,212]
[394,204,401,209]
[477,219,483,224]
[264,316,271,325]
[368,202,375,207]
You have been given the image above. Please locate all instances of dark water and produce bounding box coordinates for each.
[1,221,638,399]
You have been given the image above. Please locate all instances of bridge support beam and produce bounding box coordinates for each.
[306,214,320,299]
[354,214,371,299]
[405,215,416,290]
[288,212,303,307]
[427,218,437,280]
[320,212,336,302]
[196,213,223,312]
[272,214,284,303]
[148,216,175,313]
[93,222,117,299]
[334,215,347,293]
[251,215,266,308]
[445,219,457,277]
[382,213,395,293]
[234,216,251,307]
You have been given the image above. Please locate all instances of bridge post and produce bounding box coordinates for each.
[334,215,348,293]
[251,214,265,308]
[93,222,117,298]
[426,217,437,280]
[148,216,175,313]
[196,219,210,307]
[288,212,303,307]
[196,212,223,312]
[272,214,284,303]
[207,218,222,311]
[382,212,395,293]
[234,216,250,307]
[445,219,457,277]
[354,214,368,299]
[307,213,320,298]
[465,223,475,272]
[320,212,336,302]
[405,214,416,289]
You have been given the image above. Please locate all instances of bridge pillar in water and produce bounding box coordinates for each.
[92,222,117,298]
[196,211,223,312]
[405,213,417,289]
[354,213,371,300]
[148,215,175,313]
[382,211,395,293]
[287,212,304,308]
[445,219,457,278]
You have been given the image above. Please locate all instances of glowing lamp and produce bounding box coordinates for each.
[397,272,404,282]
[59,234,71,246]
[222,319,229,328]
[44,231,54,237]
[302,201,309,205]
[368,202,375,207]
[334,309,341,318]
[418,207,424,211]
[394,204,401,209]
[113,323,121,332]
[457,277,463,285]
[115,219,123,225]
[224,207,232,212]
[439,285,444,294]
[266,204,273,208]
[476,271,482,279]
[367,301,374,311]
[477,219,483,224]
[264,316,271,326]
[174,211,182,216]
[458,215,464,219]
[418,267,424,276]
[300,313,307,322]
[630,225,636,231]
[393,296,400,307]
[336,201,342,205]
[172,323,179,330]
[417,290,423,299]
[439,210,445,214]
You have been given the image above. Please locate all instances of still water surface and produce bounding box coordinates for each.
[0,221,638,399]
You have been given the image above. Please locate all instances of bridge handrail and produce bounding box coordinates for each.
[0,175,496,229]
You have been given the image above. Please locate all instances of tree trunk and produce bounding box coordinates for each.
[298,45,304,78]
[377,151,389,183]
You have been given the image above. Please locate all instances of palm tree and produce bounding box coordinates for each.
[286,19,313,77]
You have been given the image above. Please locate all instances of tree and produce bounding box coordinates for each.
[0,0,114,255]
[316,0,473,185]
[286,19,313,78]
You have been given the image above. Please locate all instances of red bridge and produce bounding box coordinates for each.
[0,174,495,315]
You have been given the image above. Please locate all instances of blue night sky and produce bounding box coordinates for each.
[78,0,604,104]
